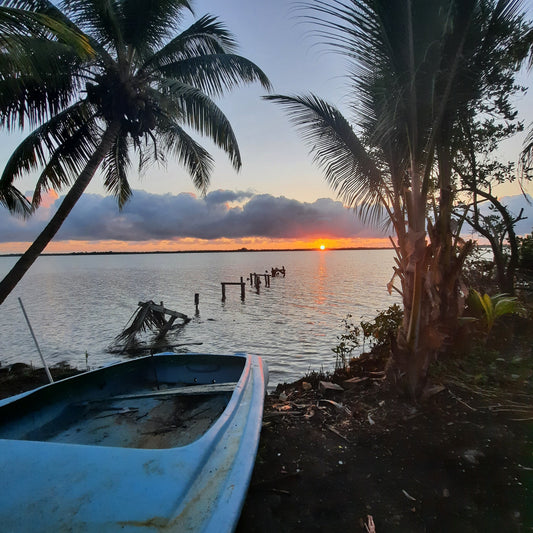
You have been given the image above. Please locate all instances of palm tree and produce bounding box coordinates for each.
[266,0,529,397]
[0,0,271,304]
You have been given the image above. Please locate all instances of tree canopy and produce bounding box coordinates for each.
[267,0,531,396]
[0,0,271,304]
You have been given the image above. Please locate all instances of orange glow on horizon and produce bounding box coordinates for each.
[0,236,393,255]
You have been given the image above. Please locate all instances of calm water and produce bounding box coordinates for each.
[0,250,399,386]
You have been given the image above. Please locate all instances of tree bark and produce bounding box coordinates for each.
[0,121,120,305]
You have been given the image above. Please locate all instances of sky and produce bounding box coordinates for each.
[0,0,532,254]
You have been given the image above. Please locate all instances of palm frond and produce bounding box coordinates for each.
[0,39,83,129]
[59,0,124,55]
[265,93,384,220]
[0,102,100,206]
[102,129,132,208]
[140,14,237,72]
[298,0,386,70]
[121,0,193,51]
[0,183,31,216]
[156,116,213,194]
[159,53,272,97]
[33,122,101,208]
[158,81,241,170]
[520,126,533,172]
[0,5,93,58]
[114,300,169,348]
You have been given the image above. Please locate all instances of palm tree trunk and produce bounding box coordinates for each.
[0,121,120,305]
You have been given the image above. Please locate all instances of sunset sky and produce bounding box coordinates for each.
[0,0,532,254]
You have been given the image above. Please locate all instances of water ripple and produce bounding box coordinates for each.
[0,249,399,386]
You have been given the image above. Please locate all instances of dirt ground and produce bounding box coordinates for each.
[236,344,533,533]
[1,349,532,533]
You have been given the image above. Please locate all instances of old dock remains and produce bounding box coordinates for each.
[221,276,246,301]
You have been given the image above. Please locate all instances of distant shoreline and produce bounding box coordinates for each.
[0,246,394,258]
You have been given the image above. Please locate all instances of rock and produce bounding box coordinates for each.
[462,449,485,464]
[319,381,344,393]
[9,363,31,375]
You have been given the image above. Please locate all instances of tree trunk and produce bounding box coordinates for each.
[464,189,522,294]
[0,122,120,305]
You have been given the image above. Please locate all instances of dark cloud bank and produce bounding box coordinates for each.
[1,189,531,244]
[0,190,386,243]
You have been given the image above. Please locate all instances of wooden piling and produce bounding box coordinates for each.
[249,272,271,290]
[221,276,246,301]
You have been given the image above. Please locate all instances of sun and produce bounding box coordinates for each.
[319,244,326,250]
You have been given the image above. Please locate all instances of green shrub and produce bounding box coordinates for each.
[332,314,360,370]
[332,305,403,369]
[360,304,403,351]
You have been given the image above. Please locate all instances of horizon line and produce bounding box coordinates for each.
[0,245,396,258]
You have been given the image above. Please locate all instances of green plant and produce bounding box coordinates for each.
[332,305,403,370]
[466,290,526,335]
[332,314,360,370]
[360,304,403,351]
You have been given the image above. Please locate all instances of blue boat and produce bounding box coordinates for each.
[0,352,268,532]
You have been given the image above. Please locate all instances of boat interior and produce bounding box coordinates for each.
[0,354,246,449]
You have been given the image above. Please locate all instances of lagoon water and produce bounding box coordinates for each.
[0,249,399,386]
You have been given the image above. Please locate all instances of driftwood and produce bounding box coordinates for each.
[113,301,190,352]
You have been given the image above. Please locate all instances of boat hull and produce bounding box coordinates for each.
[0,352,268,532]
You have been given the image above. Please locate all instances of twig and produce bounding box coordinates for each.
[326,424,351,443]
[402,489,417,501]
[269,488,291,495]
[448,390,477,411]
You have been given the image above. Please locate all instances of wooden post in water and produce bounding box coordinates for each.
[194,293,199,314]
[221,278,246,301]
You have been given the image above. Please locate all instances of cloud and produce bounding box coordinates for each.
[0,189,387,244]
[2,189,532,248]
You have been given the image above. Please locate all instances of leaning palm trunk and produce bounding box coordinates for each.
[0,122,120,305]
